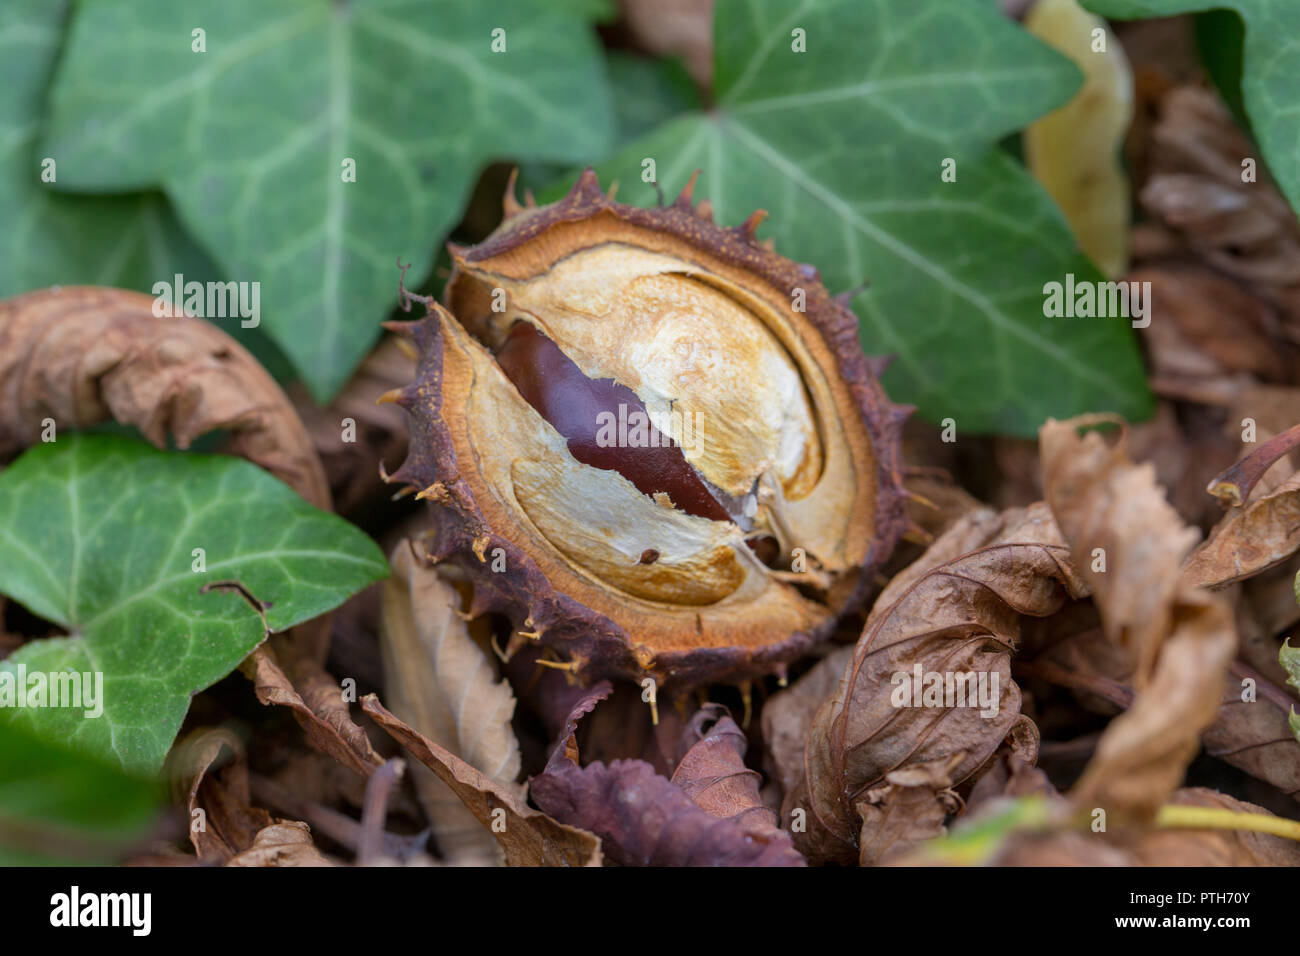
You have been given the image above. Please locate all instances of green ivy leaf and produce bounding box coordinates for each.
[1084,0,1300,216]
[0,720,159,865]
[0,1,215,297]
[0,0,296,379]
[582,0,1152,435]
[0,434,388,775]
[41,0,614,399]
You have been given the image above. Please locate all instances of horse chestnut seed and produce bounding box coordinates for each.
[388,169,908,692]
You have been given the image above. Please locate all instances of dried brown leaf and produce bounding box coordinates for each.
[1041,416,1201,688]
[224,822,335,867]
[169,728,274,865]
[292,335,414,516]
[1040,417,1236,820]
[671,704,778,833]
[360,693,601,867]
[0,287,328,508]
[379,541,523,861]
[531,685,805,866]
[787,502,1085,865]
[241,646,382,777]
[855,754,963,867]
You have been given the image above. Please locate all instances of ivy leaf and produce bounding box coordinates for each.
[41,0,614,399]
[1084,0,1300,217]
[584,0,1152,435]
[0,720,159,865]
[0,1,296,379]
[0,434,388,775]
[0,1,214,297]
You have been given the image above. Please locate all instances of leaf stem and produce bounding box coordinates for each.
[1156,804,1300,842]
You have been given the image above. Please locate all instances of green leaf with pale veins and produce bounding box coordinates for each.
[0,719,159,865]
[40,0,614,399]
[583,0,1152,435]
[1085,0,1300,218]
[0,1,216,298]
[0,434,388,775]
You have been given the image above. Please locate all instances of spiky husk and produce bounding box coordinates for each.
[386,169,910,693]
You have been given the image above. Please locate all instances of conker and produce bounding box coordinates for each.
[388,169,908,691]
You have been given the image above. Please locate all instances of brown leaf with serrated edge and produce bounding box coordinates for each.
[241,646,382,777]
[1041,416,1200,689]
[531,685,805,866]
[0,287,328,508]
[168,728,273,865]
[360,694,601,867]
[786,502,1084,865]
[224,822,335,867]
[671,704,777,833]
[380,541,523,862]
[1040,417,1236,820]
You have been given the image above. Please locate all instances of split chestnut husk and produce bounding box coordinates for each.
[386,169,909,693]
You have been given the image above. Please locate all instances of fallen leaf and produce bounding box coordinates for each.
[224,821,334,867]
[762,646,853,798]
[672,704,778,833]
[1185,422,1300,588]
[360,694,601,867]
[0,287,329,508]
[531,685,805,866]
[855,754,964,866]
[293,336,415,518]
[1040,417,1236,820]
[379,541,523,862]
[169,728,273,865]
[786,502,1085,865]
[241,646,383,778]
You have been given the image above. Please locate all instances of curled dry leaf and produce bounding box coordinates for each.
[360,694,601,867]
[1184,422,1300,589]
[1041,416,1201,688]
[224,822,334,867]
[0,287,328,508]
[786,502,1085,865]
[530,685,805,867]
[379,541,523,862]
[671,704,778,833]
[169,728,274,865]
[855,753,964,867]
[1040,417,1236,820]
[240,646,382,778]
